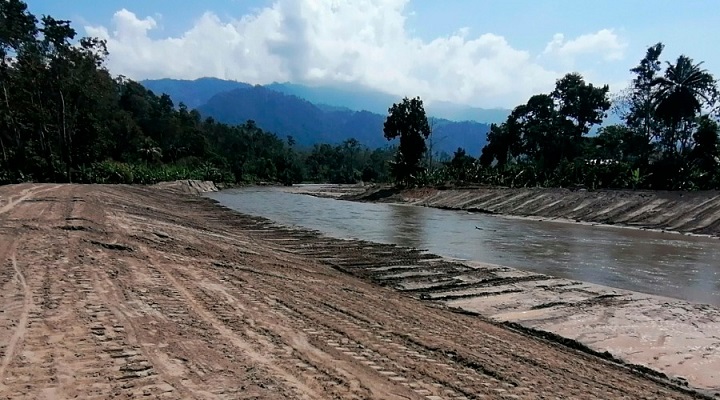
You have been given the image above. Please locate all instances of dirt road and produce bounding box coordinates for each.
[0,184,703,399]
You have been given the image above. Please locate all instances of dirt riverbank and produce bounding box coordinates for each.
[339,186,720,237]
[0,183,712,399]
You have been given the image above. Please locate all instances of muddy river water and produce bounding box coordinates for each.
[207,187,720,306]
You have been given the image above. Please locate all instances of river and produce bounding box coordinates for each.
[207,186,720,305]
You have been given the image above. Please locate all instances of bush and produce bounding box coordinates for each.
[77,161,235,185]
[90,161,134,184]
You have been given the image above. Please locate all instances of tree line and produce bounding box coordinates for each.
[0,0,392,185]
[3,0,720,191]
[389,43,719,190]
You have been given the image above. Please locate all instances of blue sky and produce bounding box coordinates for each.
[27,0,720,108]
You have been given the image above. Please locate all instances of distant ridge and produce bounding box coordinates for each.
[142,77,252,109]
[141,78,511,124]
[195,86,490,154]
[140,78,493,154]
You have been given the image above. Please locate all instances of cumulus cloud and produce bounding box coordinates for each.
[85,0,627,108]
[543,29,627,62]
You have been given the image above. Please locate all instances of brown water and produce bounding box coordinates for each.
[208,187,720,305]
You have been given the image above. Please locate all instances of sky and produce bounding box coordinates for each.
[28,0,720,109]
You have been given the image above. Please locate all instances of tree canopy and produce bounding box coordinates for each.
[0,0,393,186]
[430,45,719,191]
[2,1,720,193]
[383,97,431,186]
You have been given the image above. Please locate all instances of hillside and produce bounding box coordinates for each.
[141,77,252,108]
[265,82,511,124]
[141,78,511,124]
[197,86,489,154]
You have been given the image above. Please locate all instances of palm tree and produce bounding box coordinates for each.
[652,55,717,124]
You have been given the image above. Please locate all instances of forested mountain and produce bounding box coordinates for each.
[140,78,252,109]
[196,86,490,154]
[141,78,511,124]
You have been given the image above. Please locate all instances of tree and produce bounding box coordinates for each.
[591,124,650,166]
[653,56,717,125]
[651,55,718,162]
[479,120,522,168]
[516,94,563,169]
[448,148,475,182]
[552,73,611,137]
[551,73,611,161]
[689,116,720,186]
[624,43,664,137]
[383,97,431,186]
[608,44,665,172]
[0,0,37,167]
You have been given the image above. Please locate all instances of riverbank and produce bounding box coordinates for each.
[338,186,720,237]
[0,183,711,398]
[152,179,219,194]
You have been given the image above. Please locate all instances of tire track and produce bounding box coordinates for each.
[0,184,63,216]
[136,248,322,400]
[196,244,693,399]
[0,252,31,385]
[0,184,705,399]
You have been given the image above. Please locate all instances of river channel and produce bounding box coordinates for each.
[207,186,720,306]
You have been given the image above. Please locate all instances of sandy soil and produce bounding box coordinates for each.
[0,183,706,399]
[342,186,720,237]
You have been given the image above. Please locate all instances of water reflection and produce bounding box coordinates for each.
[208,187,720,305]
[387,205,425,248]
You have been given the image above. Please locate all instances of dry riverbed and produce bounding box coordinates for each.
[0,183,714,399]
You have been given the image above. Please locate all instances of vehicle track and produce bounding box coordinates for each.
[0,183,707,399]
[0,252,30,385]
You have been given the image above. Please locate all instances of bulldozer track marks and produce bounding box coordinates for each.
[0,184,702,399]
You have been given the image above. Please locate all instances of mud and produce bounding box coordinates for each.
[344,186,720,237]
[0,183,711,399]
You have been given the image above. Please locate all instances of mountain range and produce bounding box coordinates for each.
[141,78,502,155]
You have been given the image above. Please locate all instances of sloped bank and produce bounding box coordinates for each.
[219,185,720,395]
[153,179,219,195]
[346,187,720,237]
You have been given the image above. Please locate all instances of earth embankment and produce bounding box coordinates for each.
[0,183,705,399]
[153,179,219,195]
[348,186,720,237]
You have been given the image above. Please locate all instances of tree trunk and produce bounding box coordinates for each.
[60,90,72,183]
[0,137,6,163]
[2,84,19,154]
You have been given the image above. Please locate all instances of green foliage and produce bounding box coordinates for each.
[653,56,717,125]
[448,148,475,183]
[475,45,720,192]
[4,2,720,193]
[0,1,393,187]
[384,97,431,186]
[88,161,134,184]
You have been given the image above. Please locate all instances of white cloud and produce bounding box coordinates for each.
[85,1,627,108]
[543,29,627,62]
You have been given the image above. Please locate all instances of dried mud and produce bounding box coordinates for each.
[0,183,710,399]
